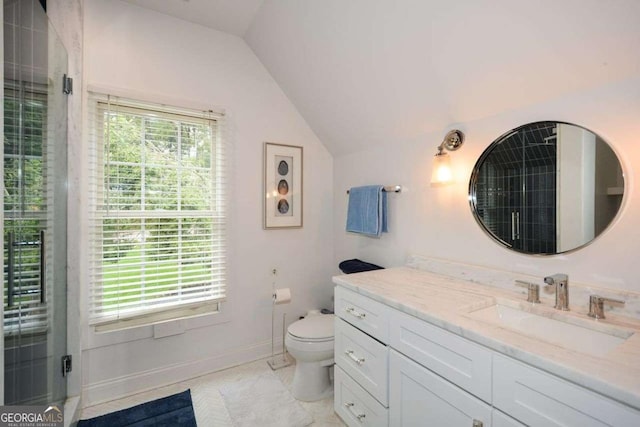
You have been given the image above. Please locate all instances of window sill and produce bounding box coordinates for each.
[93,303,222,334]
[85,302,231,350]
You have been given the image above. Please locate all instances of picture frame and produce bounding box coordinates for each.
[263,142,303,229]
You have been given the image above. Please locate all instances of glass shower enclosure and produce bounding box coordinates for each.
[3,0,68,406]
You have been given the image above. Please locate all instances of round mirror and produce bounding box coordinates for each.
[469,121,624,255]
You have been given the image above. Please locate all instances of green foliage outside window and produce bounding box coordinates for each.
[98,107,219,310]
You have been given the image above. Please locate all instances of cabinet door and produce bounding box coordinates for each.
[389,308,492,402]
[494,354,640,427]
[389,350,492,427]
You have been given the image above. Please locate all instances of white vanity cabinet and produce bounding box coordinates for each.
[389,349,492,426]
[493,355,640,427]
[389,309,492,403]
[334,284,640,427]
[334,286,390,427]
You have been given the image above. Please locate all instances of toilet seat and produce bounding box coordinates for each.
[287,314,334,341]
[287,334,333,343]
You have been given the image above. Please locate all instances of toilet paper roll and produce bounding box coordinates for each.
[273,288,291,305]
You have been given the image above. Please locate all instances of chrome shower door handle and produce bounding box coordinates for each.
[511,211,521,240]
[8,232,15,307]
[39,230,46,304]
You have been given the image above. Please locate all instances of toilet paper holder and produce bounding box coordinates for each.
[268,287,293,370]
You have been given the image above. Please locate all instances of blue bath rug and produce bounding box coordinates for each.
[77,389,197,427]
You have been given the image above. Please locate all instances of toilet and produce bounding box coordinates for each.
[285,310,335,401]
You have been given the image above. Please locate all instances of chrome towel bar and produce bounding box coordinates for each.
[346,185,402,194]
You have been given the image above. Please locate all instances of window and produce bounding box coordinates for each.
[88,94,227,327]
[3,81,50,334]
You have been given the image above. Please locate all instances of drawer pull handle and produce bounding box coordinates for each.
[345,350,365,365]
[472,420,483,427]
[346,307,366,319]
[344,402,366,422]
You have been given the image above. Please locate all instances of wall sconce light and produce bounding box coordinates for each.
[431,129,465,184]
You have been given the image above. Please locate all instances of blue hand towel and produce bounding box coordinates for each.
[346,185,388,237]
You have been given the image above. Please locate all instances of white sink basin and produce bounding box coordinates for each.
[466,299,634,357]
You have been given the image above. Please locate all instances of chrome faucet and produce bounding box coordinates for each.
[588,295,625,320]
[544,274,569,311]
[515,280,540,304]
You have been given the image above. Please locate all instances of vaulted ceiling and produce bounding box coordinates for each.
[121,0,264,36]
[123,0,640,156]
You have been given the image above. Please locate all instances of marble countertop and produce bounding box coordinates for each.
[333,266,640,410]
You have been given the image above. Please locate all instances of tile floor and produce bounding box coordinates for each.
[80,357,346,426]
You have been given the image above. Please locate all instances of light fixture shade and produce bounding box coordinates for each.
[431,153,453,184]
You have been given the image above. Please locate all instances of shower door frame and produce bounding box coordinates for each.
[2,0,68,406]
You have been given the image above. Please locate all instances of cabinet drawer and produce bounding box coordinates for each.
[335,317,389,406]
[389,309,492,403]
[389,349,492,427]
[335,366,388,427]
[493,355,640,427]
[335,286,390,343]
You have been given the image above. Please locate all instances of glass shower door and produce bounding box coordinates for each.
[3,0,68,406]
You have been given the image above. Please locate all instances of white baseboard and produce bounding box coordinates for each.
[64,395,81,427]
[82,338,282,407]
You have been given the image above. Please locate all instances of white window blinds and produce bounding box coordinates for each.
[87,94,227,325]
[3,82,50,334]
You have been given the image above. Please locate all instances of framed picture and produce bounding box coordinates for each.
[263,142,303,229]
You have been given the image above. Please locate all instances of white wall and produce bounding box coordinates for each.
[81,0,334,405]
[334,76,640,293]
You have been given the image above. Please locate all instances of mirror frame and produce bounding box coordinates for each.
[468,121,625,256]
